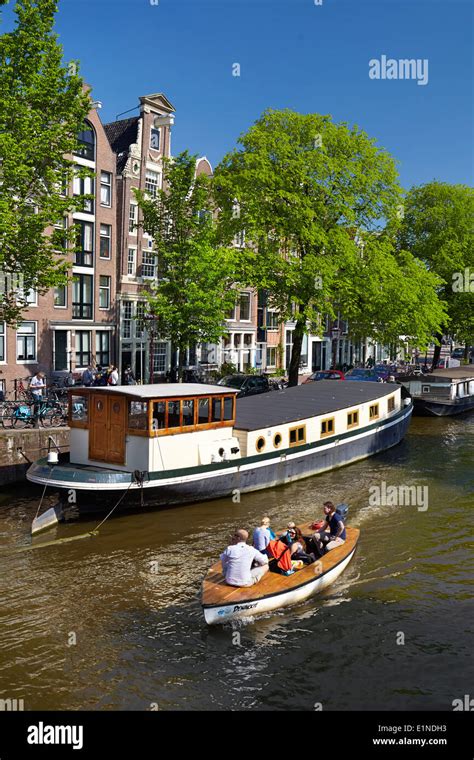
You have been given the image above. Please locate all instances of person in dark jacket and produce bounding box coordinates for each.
[312,502,346,556]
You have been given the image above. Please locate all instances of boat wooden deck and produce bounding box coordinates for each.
[202,524,360,608]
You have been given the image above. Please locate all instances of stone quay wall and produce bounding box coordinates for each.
[0,427,70,486]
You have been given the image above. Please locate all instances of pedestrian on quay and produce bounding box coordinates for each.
[108,366,119,385]
[82,366,95,387]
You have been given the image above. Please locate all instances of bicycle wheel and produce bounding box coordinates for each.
[40,408,63,428]
[0,404,12,429]
[12,410,30,429]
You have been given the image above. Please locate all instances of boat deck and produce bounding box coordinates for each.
[202,524,360,608]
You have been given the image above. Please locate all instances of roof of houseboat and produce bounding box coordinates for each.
[77,383,237,398]
[234,381,400,431]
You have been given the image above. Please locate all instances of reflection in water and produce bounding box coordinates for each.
[0,416,472,710]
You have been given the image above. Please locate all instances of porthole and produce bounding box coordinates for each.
[273,432,282,448]
[256,436,266,453]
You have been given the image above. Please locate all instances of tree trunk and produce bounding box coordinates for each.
[288,319,305,387]
[431,332,443,371]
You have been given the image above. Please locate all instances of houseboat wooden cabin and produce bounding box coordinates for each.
[27,381,413,517]
[401,366,474,416]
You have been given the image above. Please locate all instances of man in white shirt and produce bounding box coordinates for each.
[221,529,269,587]
[29,372,45,401]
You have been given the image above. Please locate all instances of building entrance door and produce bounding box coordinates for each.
[89,394,126,465]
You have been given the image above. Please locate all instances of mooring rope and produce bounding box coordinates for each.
[10,476,137,554]
[91,479,135,533]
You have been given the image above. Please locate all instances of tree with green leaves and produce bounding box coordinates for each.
[397,182,474,367]
[214,109,446,384]
[0,0,91,324]
[135,151,239,382]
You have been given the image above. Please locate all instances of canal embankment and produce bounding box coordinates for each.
[0,427,70,486]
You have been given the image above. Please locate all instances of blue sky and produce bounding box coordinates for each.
[4,0,473,189]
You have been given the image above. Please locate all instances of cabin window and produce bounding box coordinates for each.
[167,400,181,428]
[182,399,195,427]
[223,396,233,421]
[387,396,395,413]
[152,401,166,431]
[128,401,148,431]
[369,403,379,420]
[198,397,210,425]
[273,432,282,448]
[320,417,335,437]
[212,397,222,422]
[347,410,359,429]
[256,436,266,452]
[69,394,88,425]
[289,425,306,446]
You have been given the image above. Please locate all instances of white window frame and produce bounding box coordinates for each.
[99,275,111,310]
[142,250,157,279]
[99,223,112,259]
[16,321,37,364]
[145,170,160,198]
[127,247,137,276]
[239,292,251,322]
[129,203,138,234]
[54,284,67,309]
[100,171,112,207]
[75,330,91,370]
[266,346,277,368]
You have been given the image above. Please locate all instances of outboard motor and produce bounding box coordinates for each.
[336,503,349,523]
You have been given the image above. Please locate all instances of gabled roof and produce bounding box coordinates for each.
[103,117,139,173]
[139,92,175,112]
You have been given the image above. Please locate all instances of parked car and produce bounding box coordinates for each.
[217,374,270,398]
[303,370,345,384]
[345,368,381,383]
[451,348,465,359]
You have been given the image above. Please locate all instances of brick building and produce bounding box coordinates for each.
[104,92,175,382]
[0,103,118,397]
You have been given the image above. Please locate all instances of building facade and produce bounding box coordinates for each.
[0,103,118,397]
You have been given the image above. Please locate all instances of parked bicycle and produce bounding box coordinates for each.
[6,397,65,429]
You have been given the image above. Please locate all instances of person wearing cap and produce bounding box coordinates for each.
[312,501,346,556]
[252,516,275,552]
[221,529,269,587]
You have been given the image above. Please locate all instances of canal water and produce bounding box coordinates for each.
[0,416,472,711]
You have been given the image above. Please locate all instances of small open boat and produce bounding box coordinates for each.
[202,523,360,624]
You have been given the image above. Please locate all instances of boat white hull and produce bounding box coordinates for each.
[203,547,357,625]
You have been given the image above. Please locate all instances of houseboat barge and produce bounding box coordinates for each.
[400,366,474,416]
[27,382,413,516]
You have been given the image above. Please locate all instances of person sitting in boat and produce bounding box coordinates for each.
[221,529,269,587]
[280,523,315,565]
[252,516,275,553]
[312,502,346,556]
